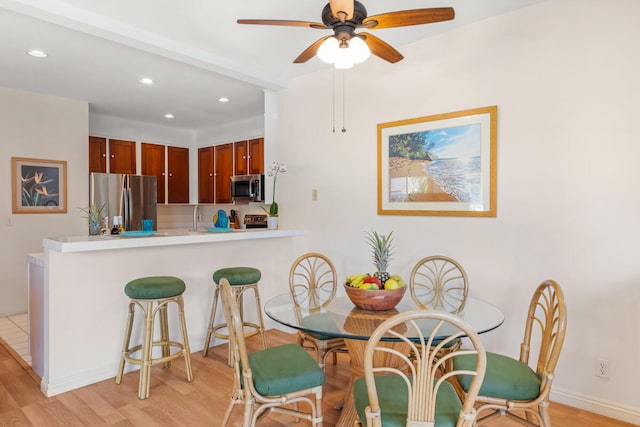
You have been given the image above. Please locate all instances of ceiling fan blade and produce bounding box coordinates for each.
[237,19,327,29]
[358,32,404,63]
[362,7,454,30]
[329,0,354,21]
[294,35,333,63]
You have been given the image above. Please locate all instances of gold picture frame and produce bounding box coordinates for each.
[12,157,67,214]
[378,106,497,217]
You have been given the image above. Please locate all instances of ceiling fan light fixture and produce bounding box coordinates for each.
[318,37,339,64]
[318,36,369,68]
[334,59,354,69]
[349,37,370,64]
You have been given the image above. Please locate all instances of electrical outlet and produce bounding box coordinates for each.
[311,189,318,201]
[596,359,610,379]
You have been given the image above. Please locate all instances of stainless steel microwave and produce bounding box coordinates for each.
[231,174,264,203]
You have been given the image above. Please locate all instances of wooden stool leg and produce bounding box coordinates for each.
[176,296,193,381]
[116,301,135,384]
[139,300,154,400]
[251,285,267,350]
[158,304,170,368]
[202,286,220,357]
[229,287,245,366]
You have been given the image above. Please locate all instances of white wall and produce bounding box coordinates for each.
[0,87,88,316]
[196,113,263,146]
[274,0,640,422]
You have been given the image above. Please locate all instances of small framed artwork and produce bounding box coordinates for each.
[12,157,67,214]
[377,106,497,217]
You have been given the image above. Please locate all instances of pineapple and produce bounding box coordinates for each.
[366,230,394,285]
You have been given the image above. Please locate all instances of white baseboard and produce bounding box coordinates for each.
[41,364,117,397]
[552,387,640,425]
[41,334,208,397]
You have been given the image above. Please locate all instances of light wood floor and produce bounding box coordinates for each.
[0,330,634,426]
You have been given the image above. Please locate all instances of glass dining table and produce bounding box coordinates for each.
[264,290,504,427]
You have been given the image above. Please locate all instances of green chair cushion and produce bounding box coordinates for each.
[353,375,462,427]
[248,343,324,396]
[213,267,261,286]
[124,276,186,299]
[454,352,541,400]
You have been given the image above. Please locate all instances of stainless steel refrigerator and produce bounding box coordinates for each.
[89,173,157,232]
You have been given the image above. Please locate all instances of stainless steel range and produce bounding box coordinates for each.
[243,214,268,229]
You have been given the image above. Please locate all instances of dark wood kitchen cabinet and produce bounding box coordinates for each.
[141,142,166,204]
[198,146,215,203]
[234,137,264,176]
[215,143,233,203]
[89,136,107,173]
[108,139,136,174]
[167,146,189,203]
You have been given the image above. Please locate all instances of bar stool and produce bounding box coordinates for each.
[202,267,267,365]
[115,276,193,399]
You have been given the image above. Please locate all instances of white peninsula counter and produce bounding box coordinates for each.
[32,228,305,397]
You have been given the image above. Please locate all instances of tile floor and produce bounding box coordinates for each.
[0,313,31,365]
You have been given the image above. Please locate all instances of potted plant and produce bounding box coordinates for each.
[261,161,287,229]
[80,203,106,235]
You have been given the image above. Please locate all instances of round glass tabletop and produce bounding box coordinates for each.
[264,291,504,341]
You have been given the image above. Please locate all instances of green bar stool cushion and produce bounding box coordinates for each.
[213,267,262,286]
[125,276,186,299]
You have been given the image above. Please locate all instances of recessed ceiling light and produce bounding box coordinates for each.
[139,77,154,85]
[27,50,47,58]
[164,113,175,119]
[217,97,230,103]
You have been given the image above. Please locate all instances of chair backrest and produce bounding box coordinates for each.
[409,256,469,313]
[289,253,338,310]
[363,309,486,427]
[521,280,567,395]
[219,278,252,396]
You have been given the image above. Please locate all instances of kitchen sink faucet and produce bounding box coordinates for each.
[193,205,200,232]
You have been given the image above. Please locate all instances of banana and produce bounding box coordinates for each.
[348,274,368,288]
[346,273,363,283]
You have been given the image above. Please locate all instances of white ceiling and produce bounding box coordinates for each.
[0,0,543,131]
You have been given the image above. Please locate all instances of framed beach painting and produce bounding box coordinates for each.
[377,106,497,217]
[12,157,67,214]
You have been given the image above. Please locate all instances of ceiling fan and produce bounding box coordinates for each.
[237,0,455,65]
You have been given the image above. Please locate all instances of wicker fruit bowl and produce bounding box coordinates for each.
[343,283,406,311]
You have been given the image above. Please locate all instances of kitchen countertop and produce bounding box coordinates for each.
[43,228,304,253]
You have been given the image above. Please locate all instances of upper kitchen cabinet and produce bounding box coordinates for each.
[234,137,264,176]
[109,139,136,174]
[141,142,166,204]
[89,136,107,173]
[167,146,189,204]
[215,143,233,204]
[198,146,215,204]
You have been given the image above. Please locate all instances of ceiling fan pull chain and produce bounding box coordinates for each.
[332,68,336,133]
[342,69,347,133]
